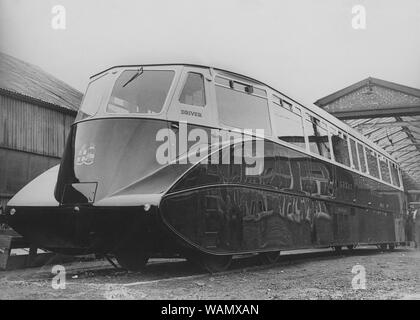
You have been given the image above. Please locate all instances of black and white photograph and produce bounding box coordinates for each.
[0,0,419,305]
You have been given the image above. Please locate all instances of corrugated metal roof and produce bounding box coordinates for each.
[0,51,82,112]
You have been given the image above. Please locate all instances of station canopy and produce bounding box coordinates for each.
[314,77,420,191]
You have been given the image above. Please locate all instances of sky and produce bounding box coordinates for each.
[1,0,420,105]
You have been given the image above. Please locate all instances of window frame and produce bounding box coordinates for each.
[215,75,268,99]
[178,71,207,107]
[303,113,331,159]
[390,161,401,187]
[330,126,351,167]
[104,67,178,117]
[271,94,305,150]
[77,72,113,121]
[366,147,380,179]
[215,75,272,136]
[349,138,360,171]
[378,155,392,183]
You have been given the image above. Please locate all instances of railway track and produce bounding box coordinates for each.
[1,246,407,287]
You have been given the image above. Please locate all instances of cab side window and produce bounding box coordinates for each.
[179,72,206,106]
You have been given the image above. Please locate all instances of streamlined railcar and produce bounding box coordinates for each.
[4,64,407,272]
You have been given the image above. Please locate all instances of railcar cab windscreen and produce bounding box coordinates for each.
[6,64,407,273]
[76,67,177,120]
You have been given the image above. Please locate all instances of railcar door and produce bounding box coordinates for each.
[165,67,217,163]
[166,67,216,126]
[163,67,227,251]
[307,158,335,245]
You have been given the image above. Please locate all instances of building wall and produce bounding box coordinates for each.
[0,92,76,209]
[323,85,420,113]
[0,94,74,157]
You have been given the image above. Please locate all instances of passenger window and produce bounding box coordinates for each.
[179,72,206,106]
[216,84,272,135]
[366,148,379,178]
[253,87,267,97]
[272,96,305,149]
[397,167,403,187]
[331,128,350,167]
[390,163,401,187]
[272,95,282,106]
[304,115,331,159]
[357,143,367,173]
[349,139,359,170]
[283,100,293,110]
[215,76,230,87]
[379,156,391,183]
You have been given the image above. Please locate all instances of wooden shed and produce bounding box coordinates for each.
[0,52,83,210]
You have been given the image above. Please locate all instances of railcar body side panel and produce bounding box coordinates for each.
[159,136,402,255]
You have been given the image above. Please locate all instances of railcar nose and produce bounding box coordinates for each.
[4,116,191,255]
[54,118,176,205]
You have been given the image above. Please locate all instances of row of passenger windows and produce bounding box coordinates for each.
[271,93,401,187]
[215,75,401,188]
[178,72,401,188]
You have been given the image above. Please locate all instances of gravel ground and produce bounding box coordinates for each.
[0,247,419,300]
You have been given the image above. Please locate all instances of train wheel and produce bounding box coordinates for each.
[347,245,355,251]
[388,243,395,251]
[258,251,280,264]
[332,246,342,253]
[379,244,387,251]
[200,254,232,273]
[115,250,149,272]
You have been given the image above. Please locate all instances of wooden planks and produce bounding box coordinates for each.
[0,231,55,271]
[0,94,75,158]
